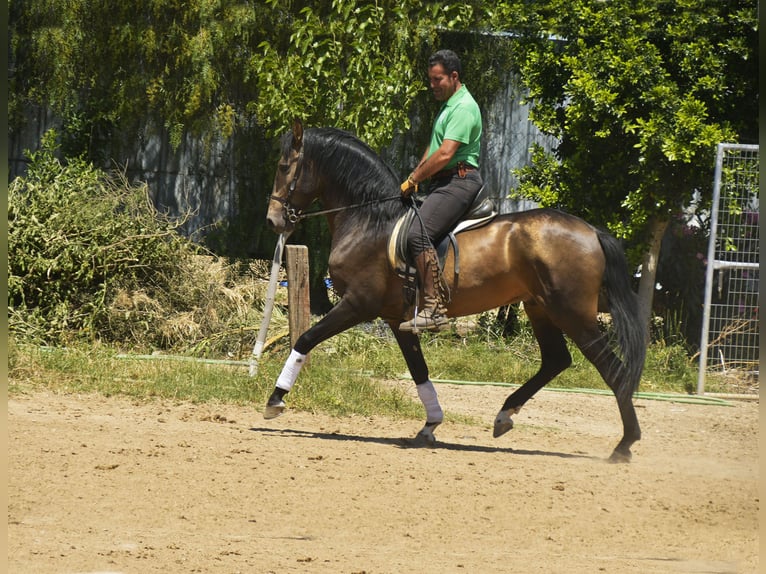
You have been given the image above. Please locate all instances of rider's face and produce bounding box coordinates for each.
[428,64,459,102]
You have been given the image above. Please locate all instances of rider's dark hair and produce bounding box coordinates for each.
[429,49,462,77]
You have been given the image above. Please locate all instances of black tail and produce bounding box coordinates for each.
[596,229,647,398]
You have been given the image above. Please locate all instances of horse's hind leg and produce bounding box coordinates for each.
[388,322,443,445]
[567,325,641,462]
[494,303,572,437]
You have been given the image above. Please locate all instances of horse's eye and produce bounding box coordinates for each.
[278,163,290,173]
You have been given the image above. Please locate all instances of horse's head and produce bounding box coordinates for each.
[266,118,315,235]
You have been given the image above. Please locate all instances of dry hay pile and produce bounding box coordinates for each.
[104,256,289,357]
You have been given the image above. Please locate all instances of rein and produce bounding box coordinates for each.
[270,191,402,223]
[293,195,403,221]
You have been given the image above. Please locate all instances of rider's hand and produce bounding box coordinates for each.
[400,175,418,197]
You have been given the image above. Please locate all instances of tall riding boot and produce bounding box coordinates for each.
[399,248,449,332]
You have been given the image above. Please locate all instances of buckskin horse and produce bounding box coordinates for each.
[263,119,646,462]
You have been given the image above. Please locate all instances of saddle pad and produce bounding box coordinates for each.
[387,208,497,274]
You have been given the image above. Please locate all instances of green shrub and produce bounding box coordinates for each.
[8,130,275,352]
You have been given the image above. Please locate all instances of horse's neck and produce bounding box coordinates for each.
[309,135,399,230]
[317,170,384,211]
[319,182,395,241]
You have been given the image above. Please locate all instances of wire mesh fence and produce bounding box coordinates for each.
[697,144,759,394]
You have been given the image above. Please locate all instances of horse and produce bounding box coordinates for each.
[263,119,647,462]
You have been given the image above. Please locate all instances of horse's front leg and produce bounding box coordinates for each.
[388,322,443,445]
[264,297,370,419]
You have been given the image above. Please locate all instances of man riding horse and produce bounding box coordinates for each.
[399,49,484,332]
[262,59,646,462]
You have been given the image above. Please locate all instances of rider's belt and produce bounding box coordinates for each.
[433,161,477,180]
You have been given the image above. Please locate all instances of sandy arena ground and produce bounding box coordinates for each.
[8,382,759,573]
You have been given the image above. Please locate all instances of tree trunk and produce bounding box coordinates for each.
[637,217,670,335]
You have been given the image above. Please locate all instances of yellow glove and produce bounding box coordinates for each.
[400,175,418,197]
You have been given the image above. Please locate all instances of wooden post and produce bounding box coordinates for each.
[285,245,311,351]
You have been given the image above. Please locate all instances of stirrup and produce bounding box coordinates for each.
[398,309,449,333]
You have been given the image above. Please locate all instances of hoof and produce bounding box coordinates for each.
[416,421,441,445]
[403,422,441,447]
[493,409,516,438]
[263,400,286,420]
[608,448,632,463]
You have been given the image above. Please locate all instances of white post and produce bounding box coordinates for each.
[697,144,724,395]
[250,233,287,376]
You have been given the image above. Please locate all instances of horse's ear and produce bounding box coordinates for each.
[291,118,304,151]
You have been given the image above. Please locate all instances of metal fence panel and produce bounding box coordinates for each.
[697,143,759,394]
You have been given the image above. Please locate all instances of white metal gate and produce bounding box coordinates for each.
[697,143,759,394]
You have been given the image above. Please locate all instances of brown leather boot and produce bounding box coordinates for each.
[399,248,449,332]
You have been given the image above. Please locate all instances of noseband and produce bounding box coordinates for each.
[269,148,304,224]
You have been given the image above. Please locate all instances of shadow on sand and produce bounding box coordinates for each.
[249,426,600,461]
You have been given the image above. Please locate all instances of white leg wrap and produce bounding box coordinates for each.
[276,349,307,392]
[416,380,443,423]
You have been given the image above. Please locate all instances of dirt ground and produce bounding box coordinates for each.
[8,382,759,574]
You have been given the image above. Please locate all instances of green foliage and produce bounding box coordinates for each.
[639,340,698,394]
[252,0,482,148]
[10,0,273,151]
[8,131,260,350]
[505,0,757,252]
[653,213,710,347]
[11,0,755,225]
[10,1,497,153]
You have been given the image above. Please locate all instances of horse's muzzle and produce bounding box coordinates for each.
[266,212,287,234]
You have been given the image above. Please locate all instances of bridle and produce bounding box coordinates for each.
[269,146,402,223]
[269,148,305,224]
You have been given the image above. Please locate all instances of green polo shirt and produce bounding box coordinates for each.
[427,85,482,170]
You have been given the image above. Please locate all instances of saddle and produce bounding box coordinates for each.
[387,185,497,297]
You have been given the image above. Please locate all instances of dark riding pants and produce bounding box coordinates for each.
[407,170,484,256]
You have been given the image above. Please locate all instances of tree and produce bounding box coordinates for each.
[10,0,489,154]
[10,0,282,153]
[496,0,758,328]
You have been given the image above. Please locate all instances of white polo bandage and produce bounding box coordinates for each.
[275,349,307,392]
[417,380,443,423]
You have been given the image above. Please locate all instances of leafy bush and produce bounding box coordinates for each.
[8,131,276,353]
[653,213,709,349]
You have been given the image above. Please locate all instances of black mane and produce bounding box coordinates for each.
[284,127,407,232]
